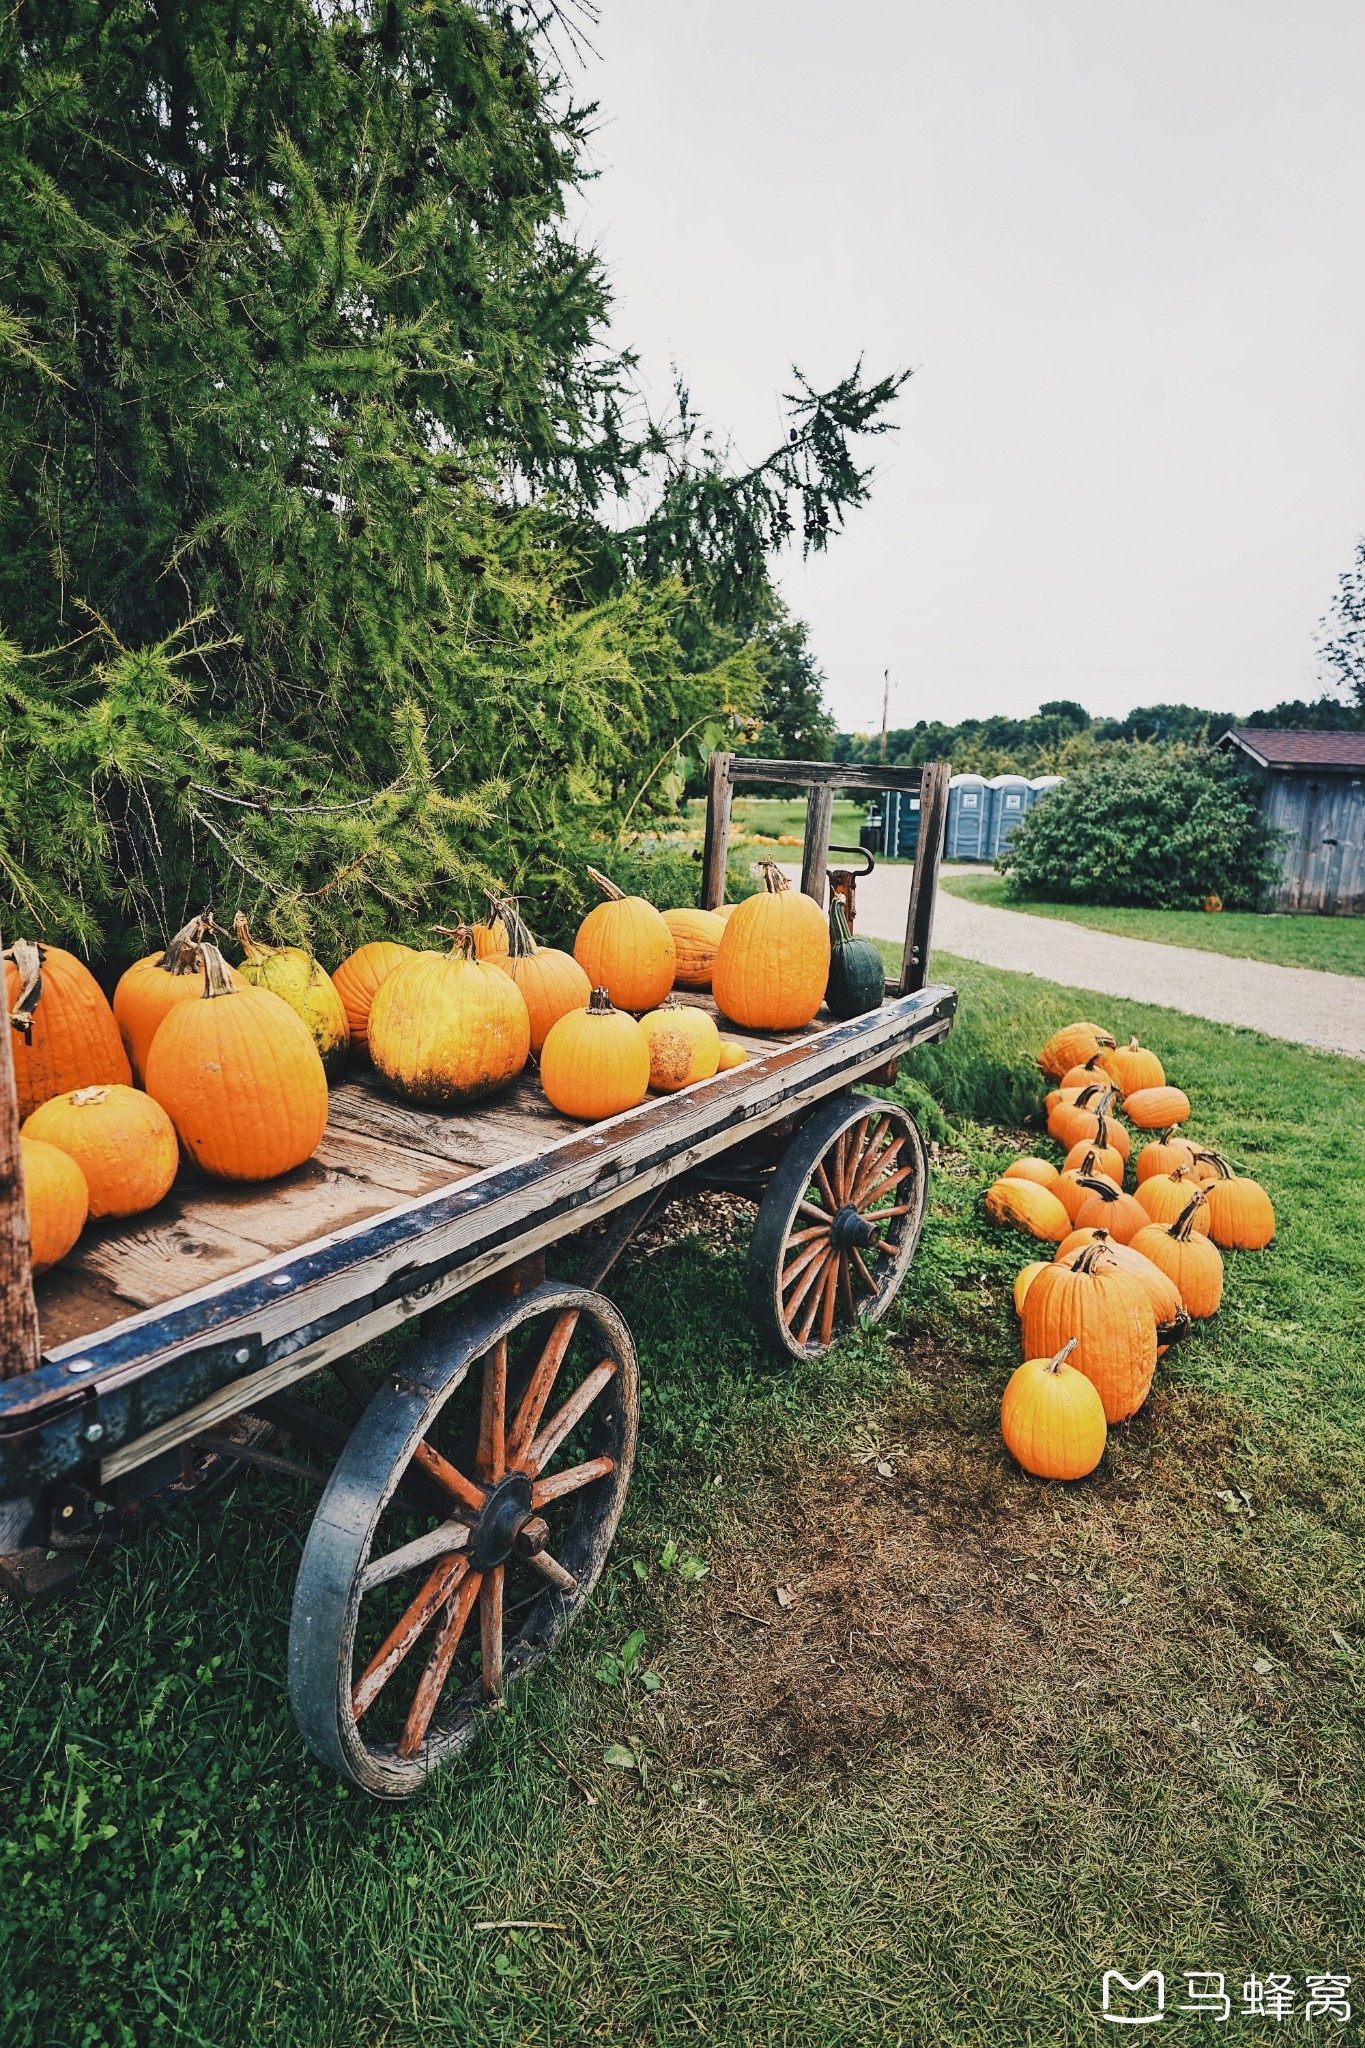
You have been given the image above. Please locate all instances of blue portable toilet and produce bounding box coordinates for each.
[1028,774,1064,811]
[946,773,988,858]
[986,773,1031,856]
[881,788,921,859]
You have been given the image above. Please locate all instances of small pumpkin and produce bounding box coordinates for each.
[1069,1175,1150,1245]
[1134,1164,1211,1233]
[640,998,720,1092]
[823,890,884,1021]
[491,901,591,1056]
[1134,1126,1198,1185]
[1021,1242,1158,1423]
[1052,1231,1189,1348]
[1054,1152,1121,1223]
[1189,1153,1276,1250]
[20,1134,88,1274]
[1050,1084,1127,1155]
[1060,1127,1126,1185]
[716,1040,748,1071]
[330,940,415,1055]
[1003,1157,1060,1189]
[1058,1052,1110,1093]
[573,868,676,1013]
[1001,1338,1107,1481]
[233,914,350,1081]
[1123,1085,1191,1130]
[984,1178,1072,1243]
[1013,1260,1049,1316]
[1131,1196,1224,1318]
[540,987,650,1120]
[662,908,726,989]
[113,914,244,1084]
[22,1084,177,1218]
[712,861,830,1032]
[368,928,530,1109]
[1038,1022,1116,1080]
[145,943,330,1180]
[470,908,511,964]
[5,939,131,1119]
[1100,1035,1166,1095]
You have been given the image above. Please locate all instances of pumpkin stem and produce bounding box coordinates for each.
[1071,1241,1118,1275]
[1191,1147,1234,1180]
[827,891,855,946]
[4,938,44,1040]
[1046,1337,1080,1374]
[157,911,214,978]
[759,859,790,894]
[1077,1175,1119,1201]
[1169,1191,1208,1240]
[491,897,538,960]
[233,911,269,964]
[69,1087,111,1106]
[196,940,239,1001]
[431,923,478,961]
[586,866,626,902]
[1127,1036,1141,1052]
[587,986,616,1016]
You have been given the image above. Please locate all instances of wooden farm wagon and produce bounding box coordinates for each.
[0,757,955,1800]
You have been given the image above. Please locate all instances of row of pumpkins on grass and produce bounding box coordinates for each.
[6,862,886,1277]
[984,1020,1277,1485]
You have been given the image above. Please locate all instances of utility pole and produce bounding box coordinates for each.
[880,668,890,763]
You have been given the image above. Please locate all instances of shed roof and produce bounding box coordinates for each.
[1222,728,1365,772]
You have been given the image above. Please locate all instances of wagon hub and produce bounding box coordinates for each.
[469,1473,536,1570]
[829,1202,878,1252]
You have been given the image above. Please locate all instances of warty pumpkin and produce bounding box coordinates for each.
[5,939,131,1119]
[1021,1243,1158,1423]
[540,987,650,1120]
[368,929,530,1109]
[1003,1156,1060,1189]
[330,940,415,1054]
[573,869,676,1013]
[1052,1231,1190,1348]
[20,1134,88,1274]
[1100,1035,1166,1095]
[23,1085,177,1219]
[712,861,830,1031]
[1038,1022,1116,1080]
[823,890,885,1021]
[1069,1175,1150,1246]
[1189,1153,1276,1250]
[1123,1085,1191,1130]
[662,908,726,990]
[1131,1196,1224,1318]
[640,999,720,1092]
[1001,1338,1107,1481]
[491,901,591,1056]
[1134,1164,1211,1232]
[1135,1126,1198,1185]
[984,1178,1072,1243]
[145,942,330,1179]
[233,915,350,1080]
[113,914,244,1084]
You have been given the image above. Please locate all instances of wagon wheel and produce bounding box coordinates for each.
[748,1094,929,1359]
[288,1282,637,1800]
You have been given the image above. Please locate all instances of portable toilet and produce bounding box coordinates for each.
[986,773,1031,856]
[881,788,921,860]
[1028,774,1064,812]
[946,773,988,859]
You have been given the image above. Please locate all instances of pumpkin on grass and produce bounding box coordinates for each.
[1187,1152,1276,1249]
[1013,1261,1049,1316]
[985,1178,1072,1243]
[1060,1122,1126,1184]
[1020,1243,1158,1422]
[1058,1052,1110,1093]
[824,890,884,1020]
[491,901,591,1056]
[662,908,726,989]
[1053,1153,1121,1223]
[573,868,676,1012]
[1131,1196,1223,1318]
[331,940,415,1055]
[146,943,330,1180]
[1134,1164,1211,1232]
[1050,1085,1128,1156]
[1038,1022,1115,1080]
[369,928,530,1109]
[23,1085,178,1218]
[1052,1231,1189,1349]
[113,913,243,1084]
[1001,1338,1107,1481]
[640,999,720,1092]
[540,988,650,1120]
[233,915,350,1080]
[1068,1175,1153,1246]
[20,1134,88,1274]
[5,939,131,1119]
[1134,1126,1198,1185]
[712,861,830,1032]
[1123,1085,1191,1130]
[1100,1036,1166,1095]
[1004,1157,1060,1188]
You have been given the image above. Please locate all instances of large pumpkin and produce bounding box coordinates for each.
[1052,1231,1189,1349]
[540,988,650,1120]
[1038,1022,1115,1080]
[1053,1154,1121,1223]
[1190,1154,1276,1250]
[5,939,131,1119]
[1100,1036,1166,1095]
[1001,1339,1107,1481]
[20,1134,88,1274]
[1131,1196,1224,1318]
[824,889,884,1021]
[233,915,350,1081]
[1003,1156,1061,1189]
[368,930,530,1109]
[640,999,721,1092]
[492,902,591,1056]
[712,861,830,1031]
[22,1085,178,1219]
[113,915,244,1084]
[662,908,726,990]
[330,940,415,1054]
[573,868,676,1013]
[145,943,330,1180]
[1021,1243,1158,1423]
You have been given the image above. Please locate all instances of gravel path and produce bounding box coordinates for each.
[788,864,1365,1060]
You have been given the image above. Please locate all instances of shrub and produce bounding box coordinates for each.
[1000,745,1279,910]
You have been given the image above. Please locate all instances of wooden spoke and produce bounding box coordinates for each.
[798,1197,831,1226]
[525,1360,617,1473]
[851,1247,878,1296]
[397,1566,484,1758]
[410,1439,486,1517]
[781,1236,832,1297]
[838,1250,856,1324]
[785,1242,833,1322]
[783,1224,831,1252]
[352,1553,470,1720]
[529,1550,579,1595]
[848,1115,888,1196]
[505,1309,579,1462]
[851,1133,901,1210]
[477,1337,507,1484]
[480,1567,504,1702]
[532,1455,616,1507]
[794,1252,835,1343]
[832,1128,854,1201]
[814,1159,840,1210]
[858,1162,917,1211]
[358,1521,469,1595]
[865,1200,915,1221]
[817,1254,838,1348]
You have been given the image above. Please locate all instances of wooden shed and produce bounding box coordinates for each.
[1222,728,1365,915]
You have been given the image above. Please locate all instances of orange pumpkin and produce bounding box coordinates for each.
[1053,1154,1121,1223]
[540,988,650,1120]
[1134,1165,1211,1233]
[330,940,415,1054]
[1003,1157,1060,1189]
[1049,1084,1124,1154]
[1123,1085,1191,1130]
[1131,1196,1224,1318]
[5,939,131,1119]
[145,943,330,1180]
[491,903,591,1056]
[20,1134,88,1275]
[640,999,720,1092]
[1001,1338,1107,1480]
[1069,1176,1150,1245]
[984,1178,1072,1243]
[712,861,829,1031]
[1013,1260,1049,1316]
[113,915,244,1084]
[1038,1022,1115,1080]
[22,1085,178,1219]
[1052,1231,1189,1348]
[368,930,530,1108]
[1060,1132,1126,1185]
[1100,1036,1166,1095]
[1021,1243,1158,1423]
[716,1040,748,1071]
[662,908,726,989]
[1191,1154,1276,1250]
[573,869,676,1013]
[1134,1126,1198,1185]
[1058,1053,1110,1093]
[470,915,511,964]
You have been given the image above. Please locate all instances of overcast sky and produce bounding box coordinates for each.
[574,0,1365,733]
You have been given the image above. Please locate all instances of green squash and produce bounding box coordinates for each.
[824,892,885,1020]
[232,914,351,1081]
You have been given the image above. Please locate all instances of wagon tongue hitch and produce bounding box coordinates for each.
[468,1473,547,1571]
[828,1203,879,1252]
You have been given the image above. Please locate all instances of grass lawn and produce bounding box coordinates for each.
[941,872,1365,979]
[3,955,1362,2046]
[727,796,868,843]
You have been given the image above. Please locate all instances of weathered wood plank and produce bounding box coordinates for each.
[0,927,40,1381]
[701,751,735,910]
[800,783,836,906]
[725,757,928,794]
[899,760,951,995]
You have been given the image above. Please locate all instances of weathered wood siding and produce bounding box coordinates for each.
[1257,769,1365,915]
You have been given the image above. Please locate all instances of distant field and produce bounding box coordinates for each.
[727,796,867,843]
[942,873,1365,979]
